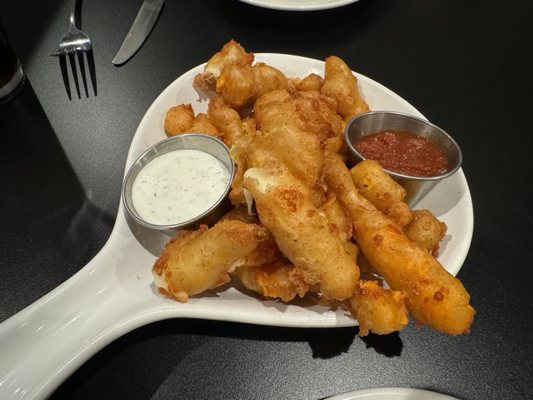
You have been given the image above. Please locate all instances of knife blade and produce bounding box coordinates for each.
[112,0,164,65]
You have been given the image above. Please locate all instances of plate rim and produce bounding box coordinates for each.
[325,387,461,400]
[238,0,360,11]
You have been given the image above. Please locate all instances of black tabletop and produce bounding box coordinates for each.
[1,0,532,399]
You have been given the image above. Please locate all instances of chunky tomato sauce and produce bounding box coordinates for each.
[354,130,449,177]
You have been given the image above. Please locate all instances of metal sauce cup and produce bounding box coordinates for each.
[344,111,462,207]
[122,133,234,233]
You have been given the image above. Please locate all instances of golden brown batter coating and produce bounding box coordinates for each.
[194,39,254,92]
[350,160,413,227]
[153,218,276,302]
[237,259,310,303]
[323,153,475,335]
[207,95,244,148]
[290,73,324,92]
[321,55,370,120]
[194,40,288,109]
[346,280,409,336]
[404,209,447,256]
[189,113,221,138]
[252,63,289,100]
[243,165,360,301]
[164,104,195,136]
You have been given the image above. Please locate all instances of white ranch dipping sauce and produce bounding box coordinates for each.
[131,149,230,225]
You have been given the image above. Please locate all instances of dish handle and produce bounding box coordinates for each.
[0,235,150,400]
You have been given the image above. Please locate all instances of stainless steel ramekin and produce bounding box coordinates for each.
[344,111,462,207]
[122,133,234,231]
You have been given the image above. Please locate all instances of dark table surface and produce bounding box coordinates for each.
[1,0,532,399]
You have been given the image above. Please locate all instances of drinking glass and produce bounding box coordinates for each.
[0,23,25,104]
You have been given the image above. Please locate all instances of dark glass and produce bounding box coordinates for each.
[0,23,24,103]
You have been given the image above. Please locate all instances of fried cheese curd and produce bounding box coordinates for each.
[153,40,474,336]
[323,153,475,335]
[153,216,279,302]
[193,39,288,110]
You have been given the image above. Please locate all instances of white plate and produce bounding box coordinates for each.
[326,388,461,400]
[238,0,360,11]
[0,53,473,400]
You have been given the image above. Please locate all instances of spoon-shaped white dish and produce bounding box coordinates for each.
[0,54,473,400]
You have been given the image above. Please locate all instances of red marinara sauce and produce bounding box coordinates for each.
[354,130,450,177]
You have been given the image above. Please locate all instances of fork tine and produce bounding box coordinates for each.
[87,50,97,96]
[77,52,89,97]
[59,55,72,100]
[52,0,95,98]
[68,54,81,99]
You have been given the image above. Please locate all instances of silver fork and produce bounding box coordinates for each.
[50,0,96,99]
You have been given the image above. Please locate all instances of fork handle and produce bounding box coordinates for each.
[70,0,81,27]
